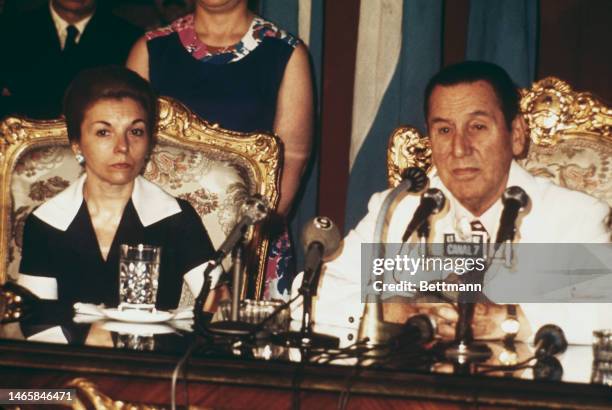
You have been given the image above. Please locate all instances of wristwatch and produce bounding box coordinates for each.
[501,304,520,336]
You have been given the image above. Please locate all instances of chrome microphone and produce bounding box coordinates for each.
[215,194,269,261]
[402,188,446,242]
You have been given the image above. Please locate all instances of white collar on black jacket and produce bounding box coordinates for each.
[33,174,181,231]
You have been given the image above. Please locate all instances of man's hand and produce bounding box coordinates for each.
[384,298,531,341]
[383,295,458,339]
[472,303,507,340]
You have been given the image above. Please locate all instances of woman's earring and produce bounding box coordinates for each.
[75,152,85,165]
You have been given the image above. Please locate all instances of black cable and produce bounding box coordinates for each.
[477,365,532,375]
[291,348,308,410]
[475,355,535,371]
[171,339,199,410]
[337,358,362,410]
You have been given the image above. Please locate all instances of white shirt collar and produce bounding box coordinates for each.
[33,174,182,231]
[430,161,536,238]
[49,0,94,49]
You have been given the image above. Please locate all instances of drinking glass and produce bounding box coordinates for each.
[591,329,612,386]
[118,244,161,311]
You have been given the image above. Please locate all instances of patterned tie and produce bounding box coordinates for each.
[470,220,488,237]
[470,219,490,245]
[63,25,79,54]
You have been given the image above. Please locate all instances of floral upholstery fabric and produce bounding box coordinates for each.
[9,141,253,307]
[518,137,612,207]
[9,146,81,282]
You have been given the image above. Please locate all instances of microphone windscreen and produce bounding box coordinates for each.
[401,167,428,193]
[301,216,341,257]
[422,188,446,213]
[241,194,269,224]
[502,186,529,209]
[406,314,436,344]
[535,324,568,356]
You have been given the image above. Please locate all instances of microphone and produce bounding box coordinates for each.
[299,216,341,295]
[389,314,436,348]
[534,324,568,359]
[193,195,268,336]
[400,167,429,193]
[494,186,529,249]
[214,194,269,263]
[401,188,446,242]
[272,217,341,349]
[533,356,563,381]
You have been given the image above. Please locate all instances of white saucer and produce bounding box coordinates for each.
[102,321,176,336]
[102,308,174,323]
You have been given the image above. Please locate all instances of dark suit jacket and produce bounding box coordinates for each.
[0,4,142,119]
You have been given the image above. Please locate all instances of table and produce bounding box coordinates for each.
[1,309,611,410]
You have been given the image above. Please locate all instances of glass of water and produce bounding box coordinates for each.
[118,244,161,311]
[591,329,612,386]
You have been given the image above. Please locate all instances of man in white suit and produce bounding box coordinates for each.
[297,61,610,346]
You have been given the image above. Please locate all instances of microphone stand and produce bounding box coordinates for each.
[417,218,430,257]
[443,268,492,364]
[206,241,258,336]
[358,174,426,348]
[193,261,219,336]
[272,254,340,349]
[444,187,529,363]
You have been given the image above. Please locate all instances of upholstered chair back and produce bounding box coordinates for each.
[387,77,612,207]
[0,97,280,301]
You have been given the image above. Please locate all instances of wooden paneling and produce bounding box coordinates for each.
[538,0,612,103]
[318,0,361,232]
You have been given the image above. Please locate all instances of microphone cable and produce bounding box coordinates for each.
[171,338,198,410]
[291,350,307,410]
[337,356,364,410]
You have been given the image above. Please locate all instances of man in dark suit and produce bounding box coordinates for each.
[0,0,142,119]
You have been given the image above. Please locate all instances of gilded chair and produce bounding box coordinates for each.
[387,77,612,207]
[0,96,281,304]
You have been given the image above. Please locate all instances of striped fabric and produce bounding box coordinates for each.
[345,0,443,231]
[345,0,538,231]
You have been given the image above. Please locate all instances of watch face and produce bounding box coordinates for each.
[498,348,519,366]
[501,318,520,335]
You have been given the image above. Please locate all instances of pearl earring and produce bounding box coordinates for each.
[75,152,85,165]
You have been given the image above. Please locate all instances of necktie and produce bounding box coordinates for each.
[63,25,79,54]
[471,219,489,243]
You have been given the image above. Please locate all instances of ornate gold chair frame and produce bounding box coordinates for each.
[387,77,612,206]
[0,96,281,299]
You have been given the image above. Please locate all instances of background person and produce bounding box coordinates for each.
[126,0,314,300]
[0,0,141,119]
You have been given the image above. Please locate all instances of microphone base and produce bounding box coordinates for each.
[206,320,258,337]
[442,340,492,363]
[272,331,340,350]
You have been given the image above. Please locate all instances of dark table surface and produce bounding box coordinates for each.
[1,300,611,409]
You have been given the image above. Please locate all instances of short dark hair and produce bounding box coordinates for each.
[424,61,520,130]
[63,66,158,144]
